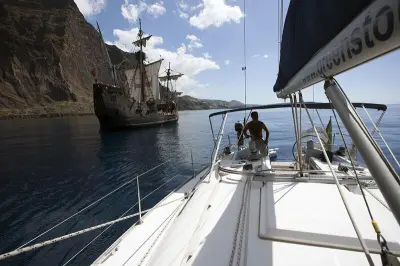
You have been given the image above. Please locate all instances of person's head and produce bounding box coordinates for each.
[251,111,259,121]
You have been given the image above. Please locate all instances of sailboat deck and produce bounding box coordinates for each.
[93,156,400,266]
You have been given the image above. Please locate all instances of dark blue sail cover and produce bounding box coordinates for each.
[273,0,373,92]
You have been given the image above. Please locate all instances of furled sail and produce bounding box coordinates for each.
[274,0,400,97]
[133,35,152,47]
[145,60,163,100]
[159,74,183,82]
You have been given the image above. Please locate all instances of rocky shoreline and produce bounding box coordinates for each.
[0,96,246,120]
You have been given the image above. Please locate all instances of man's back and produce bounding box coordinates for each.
[246,120,265,141]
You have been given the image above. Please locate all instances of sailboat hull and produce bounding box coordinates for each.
[93,83,178,131]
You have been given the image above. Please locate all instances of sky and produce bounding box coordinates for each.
[74,0,400,104]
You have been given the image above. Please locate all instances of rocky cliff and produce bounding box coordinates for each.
[0,0,119,111]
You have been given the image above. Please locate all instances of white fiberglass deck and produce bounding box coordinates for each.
[93,155,400,266]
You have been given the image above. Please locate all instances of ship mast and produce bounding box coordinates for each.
[159,63,183,102]
[96,21,116,86]
[138,19,145,103]
[166,62,171,100]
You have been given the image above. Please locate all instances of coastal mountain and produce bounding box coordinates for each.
[0,0,131,110]
[178,96,244,110]
[0,0,244,119]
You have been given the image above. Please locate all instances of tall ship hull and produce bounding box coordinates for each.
[93,83,178,130]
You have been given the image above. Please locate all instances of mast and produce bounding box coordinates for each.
[138,19,145,103]
[167,62,171,100]
[159,63,183,102]
[96,22,116,86]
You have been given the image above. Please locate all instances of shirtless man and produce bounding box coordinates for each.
[243,111,270,156]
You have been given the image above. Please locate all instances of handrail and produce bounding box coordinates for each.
[209,113,228,180]
[208,102,387,118]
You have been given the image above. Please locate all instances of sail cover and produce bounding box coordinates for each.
[274,0,376,94]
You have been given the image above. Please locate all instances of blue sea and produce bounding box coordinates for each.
[0,106,399,265]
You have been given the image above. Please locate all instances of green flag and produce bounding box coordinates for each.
[326,117,333,152]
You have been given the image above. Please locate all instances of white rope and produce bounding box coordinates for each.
[362,105,400,170]
[0,169,179,260]
[371,111,385,136]
[0,198,184,262]
[63,201,137,265]
[0,211,144,261]
[0,171,183,261]
[300,95,375,266]
[17,159,172,250]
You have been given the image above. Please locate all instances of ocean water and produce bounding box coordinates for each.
[0,106,399,265]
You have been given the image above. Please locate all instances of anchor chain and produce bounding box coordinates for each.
[236,178,250,266]
[137,196,188,266]
[229,178,250,266]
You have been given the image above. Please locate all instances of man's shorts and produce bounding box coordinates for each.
[249,139,268,156]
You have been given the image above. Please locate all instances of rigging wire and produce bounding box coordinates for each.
[362,106,400,170]
[16,159,172,250]
[327,99,375,220]
[277,0,280,67]
[61,171,184,265]
[326,96,393,260]
[299,93,375,266]
[243,0,248,120]
[332,78,400,184]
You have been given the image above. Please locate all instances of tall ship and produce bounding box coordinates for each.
[92,20,182,130]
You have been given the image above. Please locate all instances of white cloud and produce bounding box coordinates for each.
[74,0,107,16]
[189,3,204,11]
[203,52,212,59]
[147,1,166,17]
[121,0,166,23]
[252,54,269,59]
[177,9,189,18]
[186,34,199,42]
[186,34,203,51]
[178,0,189,10]
[189,0,243,29]
[108,28,220,93]
[224,60,230,65]
[178,1,204,14]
